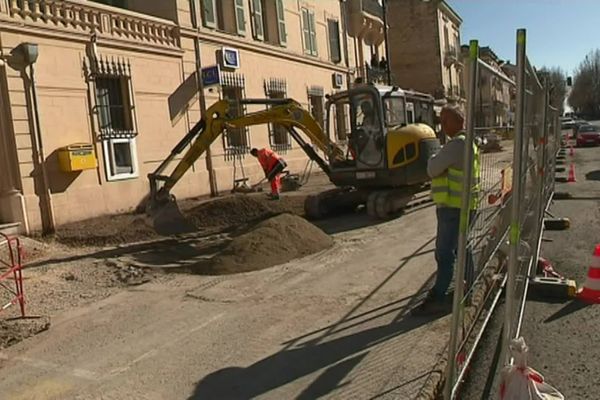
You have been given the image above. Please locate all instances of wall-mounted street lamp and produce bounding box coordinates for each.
[9,42,56,234]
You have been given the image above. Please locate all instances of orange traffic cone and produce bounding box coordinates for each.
[578,245,600,304]
[567,163,576,183]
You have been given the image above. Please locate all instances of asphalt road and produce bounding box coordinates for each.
[461,131,600,399]
[0,200,450,400]
[518,140,600,398]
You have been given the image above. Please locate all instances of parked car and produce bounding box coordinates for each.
[572,120,590,138]
[576,125,600,147]
[561,120,575,130]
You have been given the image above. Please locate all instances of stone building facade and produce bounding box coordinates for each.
[386,0,464,108]
[0,0,384,233]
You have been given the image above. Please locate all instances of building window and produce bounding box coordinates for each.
[250,0,287,46]
[221,72,250,158]
[265,78,291,152]
[201,0,246,35]
[443,26,449,51]
[334,102,351,142]
[301,8,317,56]
[308,86,325,129]
[327,19,341,63]
[89,57,139,181]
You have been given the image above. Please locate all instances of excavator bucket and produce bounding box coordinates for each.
[147,197,196,236]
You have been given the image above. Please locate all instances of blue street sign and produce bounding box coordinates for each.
[201,65,220,87]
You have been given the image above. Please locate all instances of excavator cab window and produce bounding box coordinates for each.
[349,93,385,168]
[411,99,435,126]
[383,97,406,127]
[406,102,415,124]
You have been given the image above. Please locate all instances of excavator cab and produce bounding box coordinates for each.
[325,84,439,190]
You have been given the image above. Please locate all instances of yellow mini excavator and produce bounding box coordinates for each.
[147,84,441,235]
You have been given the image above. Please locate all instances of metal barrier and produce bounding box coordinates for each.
[443,30,560,399]
[0,233,25,317]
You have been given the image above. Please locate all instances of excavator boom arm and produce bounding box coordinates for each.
[148,98,344,204]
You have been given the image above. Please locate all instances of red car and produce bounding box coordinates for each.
[576,125,600,147]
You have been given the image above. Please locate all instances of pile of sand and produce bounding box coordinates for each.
[52,194,307,247]
[54,214,160,247]
[209,213,333,274]
[0,317,50,349]
[185,195,305,231]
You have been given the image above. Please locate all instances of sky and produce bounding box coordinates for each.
[447,0,600,76]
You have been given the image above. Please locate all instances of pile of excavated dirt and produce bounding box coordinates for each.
[184,194,305,231]
[0,317,50,349]
[51,194,306,248]
[53,214,160,247]
[208,213,333,274]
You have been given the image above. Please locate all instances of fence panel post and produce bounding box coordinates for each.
[444,39,479,400]
[503,28,527,362]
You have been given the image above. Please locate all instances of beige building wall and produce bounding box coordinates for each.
[0,0,372,233]
[477,48,513,126]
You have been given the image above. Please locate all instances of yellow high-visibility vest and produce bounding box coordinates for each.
[431,135,480,209]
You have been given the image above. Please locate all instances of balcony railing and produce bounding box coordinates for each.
[442,85,465,101]
[357,65,387,85]
[5,0,180,49]
[444,46,461,67]
[362,0,384,19]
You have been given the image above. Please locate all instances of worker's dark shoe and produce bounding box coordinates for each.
[411,292,450,317]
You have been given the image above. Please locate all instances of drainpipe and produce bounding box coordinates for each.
[382,0,391,85]
[189,0,218,197]
[28,63,55,234]
[340,0,352,87]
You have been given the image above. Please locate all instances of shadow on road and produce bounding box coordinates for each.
[25,231,228,270]
[543,299,591,323]
[282,236,436,349]
[585,170,600,181]
[188,307,438,400]
[188,236,439,399]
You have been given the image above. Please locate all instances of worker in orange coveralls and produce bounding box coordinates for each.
[250,148,287,200]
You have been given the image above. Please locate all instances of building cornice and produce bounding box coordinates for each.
[439,1,462,26]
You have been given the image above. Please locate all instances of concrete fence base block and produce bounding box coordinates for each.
[544,217,570,230]
[553,191,571,199]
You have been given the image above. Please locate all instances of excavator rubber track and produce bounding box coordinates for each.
[304,185,432,220]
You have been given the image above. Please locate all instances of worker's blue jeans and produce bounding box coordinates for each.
[432,207,475,301]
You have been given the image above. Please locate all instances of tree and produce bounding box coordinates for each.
[537,67,567,114]
[568,49,600,118]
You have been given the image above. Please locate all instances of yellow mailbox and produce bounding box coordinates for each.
[58,143,97,172]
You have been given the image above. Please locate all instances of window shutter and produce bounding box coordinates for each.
[202,0,216,28]
[251,0,264,40]
[308,11,317,56]
[235,0,246,35]
[302,8,311,54]
[275,0,287,46]
[328,20,341,63]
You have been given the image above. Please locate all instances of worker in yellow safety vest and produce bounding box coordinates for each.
[413,106,480,316]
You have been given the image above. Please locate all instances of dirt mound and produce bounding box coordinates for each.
[209,213,333,274]
[15,237,51,263]
[185,195,305,231]
[51,194,306,248]
[0,317,50,349]
[54,214,159,247]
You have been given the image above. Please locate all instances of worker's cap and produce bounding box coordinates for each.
[441,105,465,121]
